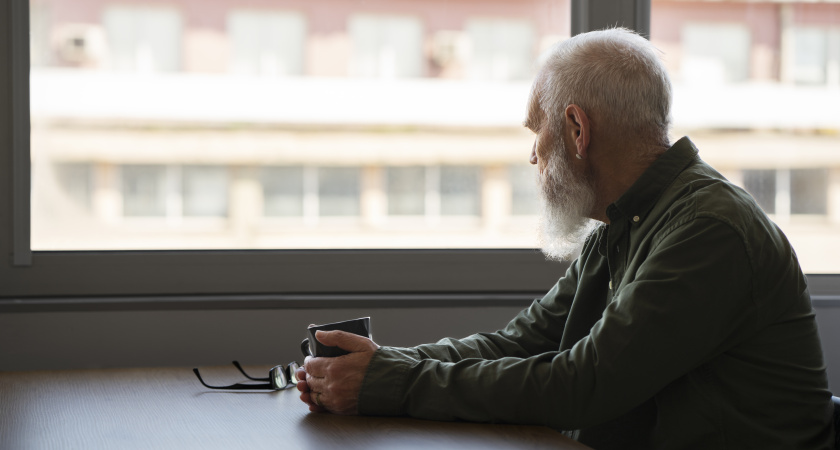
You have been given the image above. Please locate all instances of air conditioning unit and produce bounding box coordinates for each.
[430,31,469,68]
[55,24,106,65]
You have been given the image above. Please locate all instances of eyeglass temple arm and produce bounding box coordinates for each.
[192,368,273,390]
[232,361,269,381]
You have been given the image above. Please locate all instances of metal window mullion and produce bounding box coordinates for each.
[11,0,31,266]
[571,0,651,38]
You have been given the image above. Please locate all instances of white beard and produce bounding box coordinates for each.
[536,138,599,261]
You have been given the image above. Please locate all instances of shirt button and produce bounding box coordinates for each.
[609,281,613,290]
[633,216,640,223]
[615,245,620,253]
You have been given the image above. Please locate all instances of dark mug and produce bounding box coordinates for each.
[300,317,371,358]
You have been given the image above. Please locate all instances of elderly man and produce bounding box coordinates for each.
[296,28,836,449]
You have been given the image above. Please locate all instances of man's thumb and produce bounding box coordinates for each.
[315,330,370,353]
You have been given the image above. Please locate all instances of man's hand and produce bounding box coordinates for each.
[295,329,379,415]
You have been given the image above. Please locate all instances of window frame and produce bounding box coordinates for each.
[4,0,838,308]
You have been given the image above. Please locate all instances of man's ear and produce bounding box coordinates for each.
[564,104,590,159]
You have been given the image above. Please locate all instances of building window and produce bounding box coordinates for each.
[509,164,538,216]
[262,166,305,217]
[791,168,828,215]
[792,28,840,86]
[183,166,228,217]
[743,169,776,215]
[440,166,481,216]
[348,14,424,78]
[681,23,751,84]
[386,166,426,216]
[122,165,167,217]
[466,19,536,81]
[103,6,182,73]
[318,167,361,216]
[743,168,828,217]
[228,10,307,77]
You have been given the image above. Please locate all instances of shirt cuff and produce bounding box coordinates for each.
[357,346,419,416]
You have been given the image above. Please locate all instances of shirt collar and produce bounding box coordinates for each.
[606,136,699,224]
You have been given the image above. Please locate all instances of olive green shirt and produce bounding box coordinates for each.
[358,137,835,449]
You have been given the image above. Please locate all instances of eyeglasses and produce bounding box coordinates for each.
[193,361,300,391]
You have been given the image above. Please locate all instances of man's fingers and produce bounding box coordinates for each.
[314,330,378,353]
[295,366,307,383]
[304,357,322,377]
[300,390,326,412]
[305,373,324,393]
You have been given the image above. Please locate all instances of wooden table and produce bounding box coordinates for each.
[0,365,591,449]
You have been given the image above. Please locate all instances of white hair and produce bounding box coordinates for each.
[537,129,599,261]
[534,28,672,148]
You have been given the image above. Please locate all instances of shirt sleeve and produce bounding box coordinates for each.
[404,260,581,363]
[357,217,754,430]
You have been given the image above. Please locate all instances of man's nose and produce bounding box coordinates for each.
[529,140,538,165]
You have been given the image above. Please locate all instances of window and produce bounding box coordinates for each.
[743,168,829,218]
[440,166,481,216]
[102,6,181,73]
[681,23,750,84]
[348,14,424,78]
[743,169,776,215]
[30,0,559,252]
[791,169,828,216]
[466,19,536,81]
[228,10,306,77]
[792,27,840,86]
[11,0,840,301]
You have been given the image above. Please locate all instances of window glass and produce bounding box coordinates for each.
[466,19,536,81]
[681,23,750,84]
[791,169,828,215]
[387,166,426,216]
[263,166,304,217]
[348,14,424,78]
[22,0,564,251]
[122,165,167,217]
[228,10,306,76]
[742,169,776,215]
[793,28,829,85]
[440,166,481,216]
[652,0,840,272]
[318,167,360,217]
[103,6,181,73]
